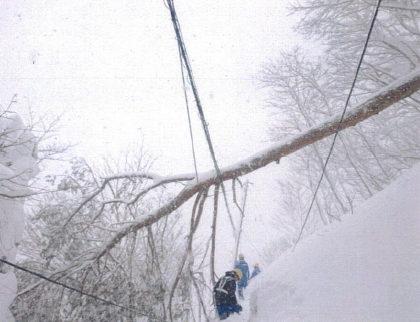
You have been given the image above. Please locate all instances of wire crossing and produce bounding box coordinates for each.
[0,258,166,321]
[166,0,237,234]
[166,0,219,172]
[178,45,200,184]
[293,0,383,251]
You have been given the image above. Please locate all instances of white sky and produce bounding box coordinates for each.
[0,0,301,268]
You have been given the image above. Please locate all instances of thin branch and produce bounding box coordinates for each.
[210,184,220,287]
[168,188,208,322]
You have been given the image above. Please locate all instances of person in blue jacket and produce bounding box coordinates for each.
[235,253,249,300]
[214,269,243,320]
[250,263,261,280]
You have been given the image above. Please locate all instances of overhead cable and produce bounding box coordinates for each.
[0,258,165,321]
[178,45,199,184]
[293,0,383,250]
[166,0,237,234]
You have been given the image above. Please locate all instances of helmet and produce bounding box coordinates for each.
[239,253,244,260]
[233,269,243,280]
[254,263,259,268]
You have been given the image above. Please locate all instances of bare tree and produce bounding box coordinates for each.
[6,3,420,319]
[12,64,420,314]
[258,1,420,244]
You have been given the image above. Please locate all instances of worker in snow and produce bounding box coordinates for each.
[214,269,243,320]
[250,263,261,280]
[235,253,249,300]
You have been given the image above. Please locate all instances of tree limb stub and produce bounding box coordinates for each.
[90,67,420,262]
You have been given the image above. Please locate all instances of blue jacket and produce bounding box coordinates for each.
[250,267,261,279]
[235,260,249,287]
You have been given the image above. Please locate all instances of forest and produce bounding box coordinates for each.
[1,0,419,321]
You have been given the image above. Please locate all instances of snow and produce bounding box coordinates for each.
[0,113,39,322]
[0,271,17,322]
[0,123,419,322]
[1,119,419,322]
[241,162,420,322]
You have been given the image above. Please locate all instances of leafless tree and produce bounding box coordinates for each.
[259,0,420,246]
[11,65,420,321]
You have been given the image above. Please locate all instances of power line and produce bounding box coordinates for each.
[166,0,219,171]
[178,45,199,184]
[0,258,165,321]
[293,0,383,251]
[166,0,237,234]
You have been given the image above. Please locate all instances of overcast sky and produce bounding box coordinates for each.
[0,0,301,267]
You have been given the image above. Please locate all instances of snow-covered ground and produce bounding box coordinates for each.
[228,162,420,322]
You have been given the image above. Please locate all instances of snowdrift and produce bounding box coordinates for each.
[248,162,420,322]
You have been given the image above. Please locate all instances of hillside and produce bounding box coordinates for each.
[244,162,420,321]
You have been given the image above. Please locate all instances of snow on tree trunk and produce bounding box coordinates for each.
[0,113,39,322]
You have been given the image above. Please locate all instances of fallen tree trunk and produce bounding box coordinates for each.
[89,67,420,261]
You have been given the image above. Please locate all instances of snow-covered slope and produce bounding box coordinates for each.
[247,162,420,322]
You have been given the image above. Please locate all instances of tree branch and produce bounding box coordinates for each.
[75,67,420,265]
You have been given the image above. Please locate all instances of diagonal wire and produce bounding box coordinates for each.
[0,258,165,321]
[166,0,237,235]
[293,0,383,251]
[178,45,199,184]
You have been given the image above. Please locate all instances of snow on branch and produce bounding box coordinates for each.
[102,171,195,183]
[382,3,420,11]
[62,171,195,228]
[75,67,420,266]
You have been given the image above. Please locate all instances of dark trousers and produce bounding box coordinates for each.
[216,305,241,320]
